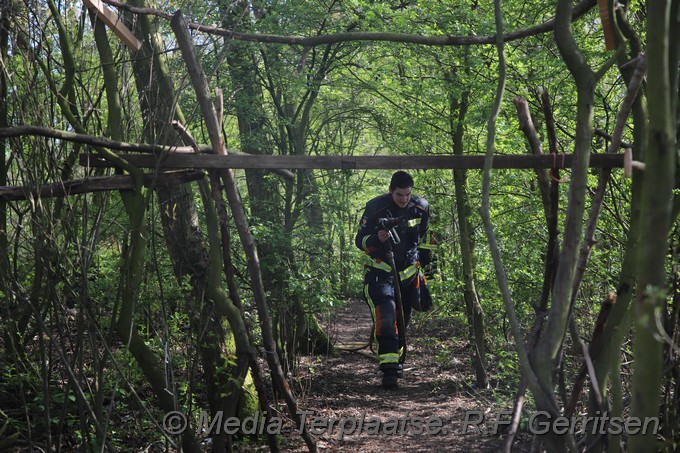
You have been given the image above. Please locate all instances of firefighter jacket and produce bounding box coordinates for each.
[355,193,430,278]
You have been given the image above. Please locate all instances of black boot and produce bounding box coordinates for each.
[396,363,404,378]
[382,369,398,389]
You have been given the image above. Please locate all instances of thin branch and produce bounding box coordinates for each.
[0,170,205,201]
[593,42,627,81]
[570,54,647,307]
[512,96,551,218]
[479,0,544,424]
[101,0,595,47]
[594,129,632,148]
[0,125,205,153]
[569,54,647,324]
[540,88,561,312]
[608,55,646,154]
[565,293,616,418]
[569,317,604,410]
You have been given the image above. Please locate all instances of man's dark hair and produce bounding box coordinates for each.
[390,171,414,191]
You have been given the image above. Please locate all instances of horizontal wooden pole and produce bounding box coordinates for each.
[0,170,204,201]
[80,153,625,170]
[0,126,294,179]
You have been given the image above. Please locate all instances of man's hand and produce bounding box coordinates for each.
[377,229,391,243]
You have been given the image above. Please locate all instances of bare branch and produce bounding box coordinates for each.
[0,125,295,180]
[102,0,595,47]
[0,125,204,153]
[0,170,204,201]
[608,54,646,154]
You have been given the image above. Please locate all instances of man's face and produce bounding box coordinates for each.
[390,187,412,208]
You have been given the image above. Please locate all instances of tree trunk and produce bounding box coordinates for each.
[587,18,647,451]
[628,2,676,451]
[90,10,205,450]
[528,0,607,449]
[0,9,8,285]
[123,3,256,450]
[170,12,317,450]
[449,84,488,389]
[221,1,332,366]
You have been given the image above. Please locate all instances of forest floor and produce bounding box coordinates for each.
[253,299,533,453]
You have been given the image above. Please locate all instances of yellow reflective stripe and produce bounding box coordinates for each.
[366,258,391,272]
[361,235,371,250]
[365,283,378,355]
[399,264,418,281]
[367,260,417,280]
[379,353,400,364]
[407,218,421,227]
[419,244,438,250]
[374,261,392,272]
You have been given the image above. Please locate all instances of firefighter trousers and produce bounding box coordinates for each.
[363,267,416,370]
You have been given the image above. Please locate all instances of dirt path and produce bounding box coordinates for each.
[269,299,529,452]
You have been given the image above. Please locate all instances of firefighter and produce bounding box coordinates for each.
[355,171,430,389]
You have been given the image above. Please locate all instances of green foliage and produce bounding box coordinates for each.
[1,0,676,450]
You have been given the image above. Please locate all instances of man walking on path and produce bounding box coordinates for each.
[355,171,430,389]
